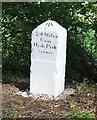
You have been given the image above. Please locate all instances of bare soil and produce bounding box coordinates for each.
[1,81,97,119]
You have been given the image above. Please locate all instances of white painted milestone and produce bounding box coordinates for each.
[30,20,67,97]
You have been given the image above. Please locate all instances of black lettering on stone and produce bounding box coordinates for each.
[47,41,51,43]
[45,40,51,43]
[50,33,53,37]
[56,36,58,38]
[33,43,39,48]
[40,37,42,41]
[40,44,45,48]
[46,44,51,49]
[44,33,49,37]
[53,45,57,49]
[40,32,43,36]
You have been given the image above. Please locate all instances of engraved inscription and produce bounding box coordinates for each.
[32,30,58,60]
[34,31,58,38]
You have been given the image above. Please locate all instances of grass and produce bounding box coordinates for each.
[65,109,95,119]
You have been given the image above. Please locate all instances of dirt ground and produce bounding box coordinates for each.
[1,82,97,119]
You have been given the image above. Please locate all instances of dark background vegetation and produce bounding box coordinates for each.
[2,2,97,83]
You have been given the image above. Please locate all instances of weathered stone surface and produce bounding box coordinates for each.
[30,20,67,97]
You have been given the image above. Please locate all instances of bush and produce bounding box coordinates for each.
[2,3,97,81]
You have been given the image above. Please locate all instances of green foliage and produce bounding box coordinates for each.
[65,109,95,119]
[2,71,29,90]
[65,81,96,119]
[2,2,97,81]
[1,111,19,119]
[0,114,9,120]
